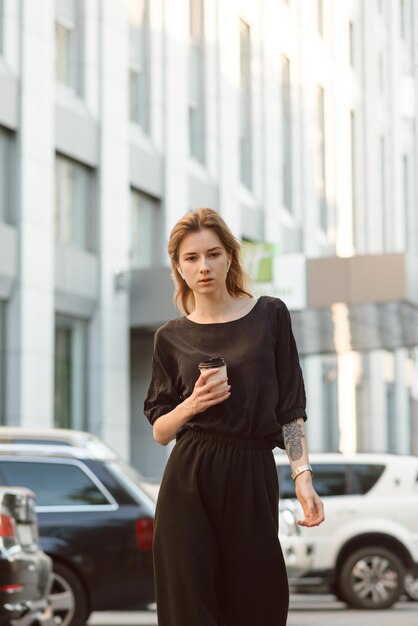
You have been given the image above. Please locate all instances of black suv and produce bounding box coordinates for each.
[0,486,52,626]
[0,437,155,626]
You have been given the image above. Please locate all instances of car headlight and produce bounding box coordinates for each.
[279,505,300,537]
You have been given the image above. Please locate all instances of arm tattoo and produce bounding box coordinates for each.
[283,420,304,461]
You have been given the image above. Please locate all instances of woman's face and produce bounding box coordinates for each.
[177,228,231,295]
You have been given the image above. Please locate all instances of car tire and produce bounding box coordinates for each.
[338,546,404,610]
[49,561,90,626]
[404,570,418,601]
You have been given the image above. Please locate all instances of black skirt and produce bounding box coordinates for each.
[153,430,289,626]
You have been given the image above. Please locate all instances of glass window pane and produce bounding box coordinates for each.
[55,0,80,92]
[318,86,327,230]
[0,461,109,506]
[282,56,292,212]
[189,1,205,163]
[128,0,150,132]
[349,464,385,495]
[129,0,145,62]
[310,464,348,496]
[278,463,349,498]
[190,0,203,39]
[239,19,252,188]
[54,316,88,431]
[276,465,295,499]
[56,0,77,22]
[317,0,323,35]
[55,155,94,251]
[54,324,72,428]
[129,69,139,122]
[0,127,12,223]
[130,190,160,268]
[55,22,73,86]
[0,0,4,55]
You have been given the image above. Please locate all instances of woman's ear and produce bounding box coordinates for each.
[177,267,185,279]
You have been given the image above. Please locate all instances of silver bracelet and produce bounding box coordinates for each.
[291,464,313,481]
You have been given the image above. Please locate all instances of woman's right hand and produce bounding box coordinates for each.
[183,368,231,416]
[153,369,231,446]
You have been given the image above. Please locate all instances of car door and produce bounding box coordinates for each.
[0,455,155,611]
[278,463,354,571]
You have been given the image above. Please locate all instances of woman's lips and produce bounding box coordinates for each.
[199,278,213,284]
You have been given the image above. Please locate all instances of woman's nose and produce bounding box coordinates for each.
[199,257,210,272]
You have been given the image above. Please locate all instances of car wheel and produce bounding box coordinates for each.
[49,561,90,626]
[338,546,404,610]
[404,570,418,601]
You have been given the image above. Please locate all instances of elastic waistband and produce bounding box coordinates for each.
[177,428,274,450]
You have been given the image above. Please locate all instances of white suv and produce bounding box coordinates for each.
[275,452,418,609]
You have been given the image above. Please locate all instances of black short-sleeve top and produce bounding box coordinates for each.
[143,295,307,449]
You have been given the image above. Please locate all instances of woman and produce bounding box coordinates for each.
[144,208,324,626]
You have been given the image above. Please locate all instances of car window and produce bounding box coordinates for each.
[0,460,111,507]
[310,464,348,496]
[277,463,349,498]
[276,466,295,499]
[348,464,385,495]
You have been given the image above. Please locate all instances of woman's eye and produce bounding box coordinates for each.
[209,252,220,258]
[186,256,197,262]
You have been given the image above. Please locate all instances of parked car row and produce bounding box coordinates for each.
[0,427,156,626]
[1,426,417,621]
[275,451,418,609]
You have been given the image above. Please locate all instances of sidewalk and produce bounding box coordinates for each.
[88,611,158,626]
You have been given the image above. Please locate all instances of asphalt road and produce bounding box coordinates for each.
[88,594,418,626]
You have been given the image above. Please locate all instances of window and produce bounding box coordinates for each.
[349,21,354,68]
[403,155,409,250]
[239,19,252,189]
[0,127,13,224]
[350,111,357,250]
[0,0,4,55]
[400,0,406,39]
[317,0,324,36]
[277,462,386,499]
[55,154,95,251]
[317,86,327,231]
[189,0,205,163]
[380,136,387,250]
[0,301,5,424]
[54,315,88,431]
[378,51,384,93]
[349,464,385,495]
[322,362,339,451]
[0,460,110,507]
[386,380,396,452]
[310,465,349,497]
[277,463,348,498]
[55,0,82,93]
[130,189,161,268]
[129,0,150,132]
[282,56,293,213]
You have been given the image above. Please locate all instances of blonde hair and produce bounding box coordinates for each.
[167,208,252,314]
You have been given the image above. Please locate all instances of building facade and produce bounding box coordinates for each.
[0,0,417,480]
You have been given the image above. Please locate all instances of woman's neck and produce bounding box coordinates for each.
[188,292,255,324]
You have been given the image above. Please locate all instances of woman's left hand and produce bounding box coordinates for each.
[294,473,325,527]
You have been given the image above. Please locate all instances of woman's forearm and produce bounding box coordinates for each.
[152,401,195,446]
[282,417,312,480]
[153,371,230,446]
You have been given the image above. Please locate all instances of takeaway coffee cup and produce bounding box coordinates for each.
[198,357,227,385]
